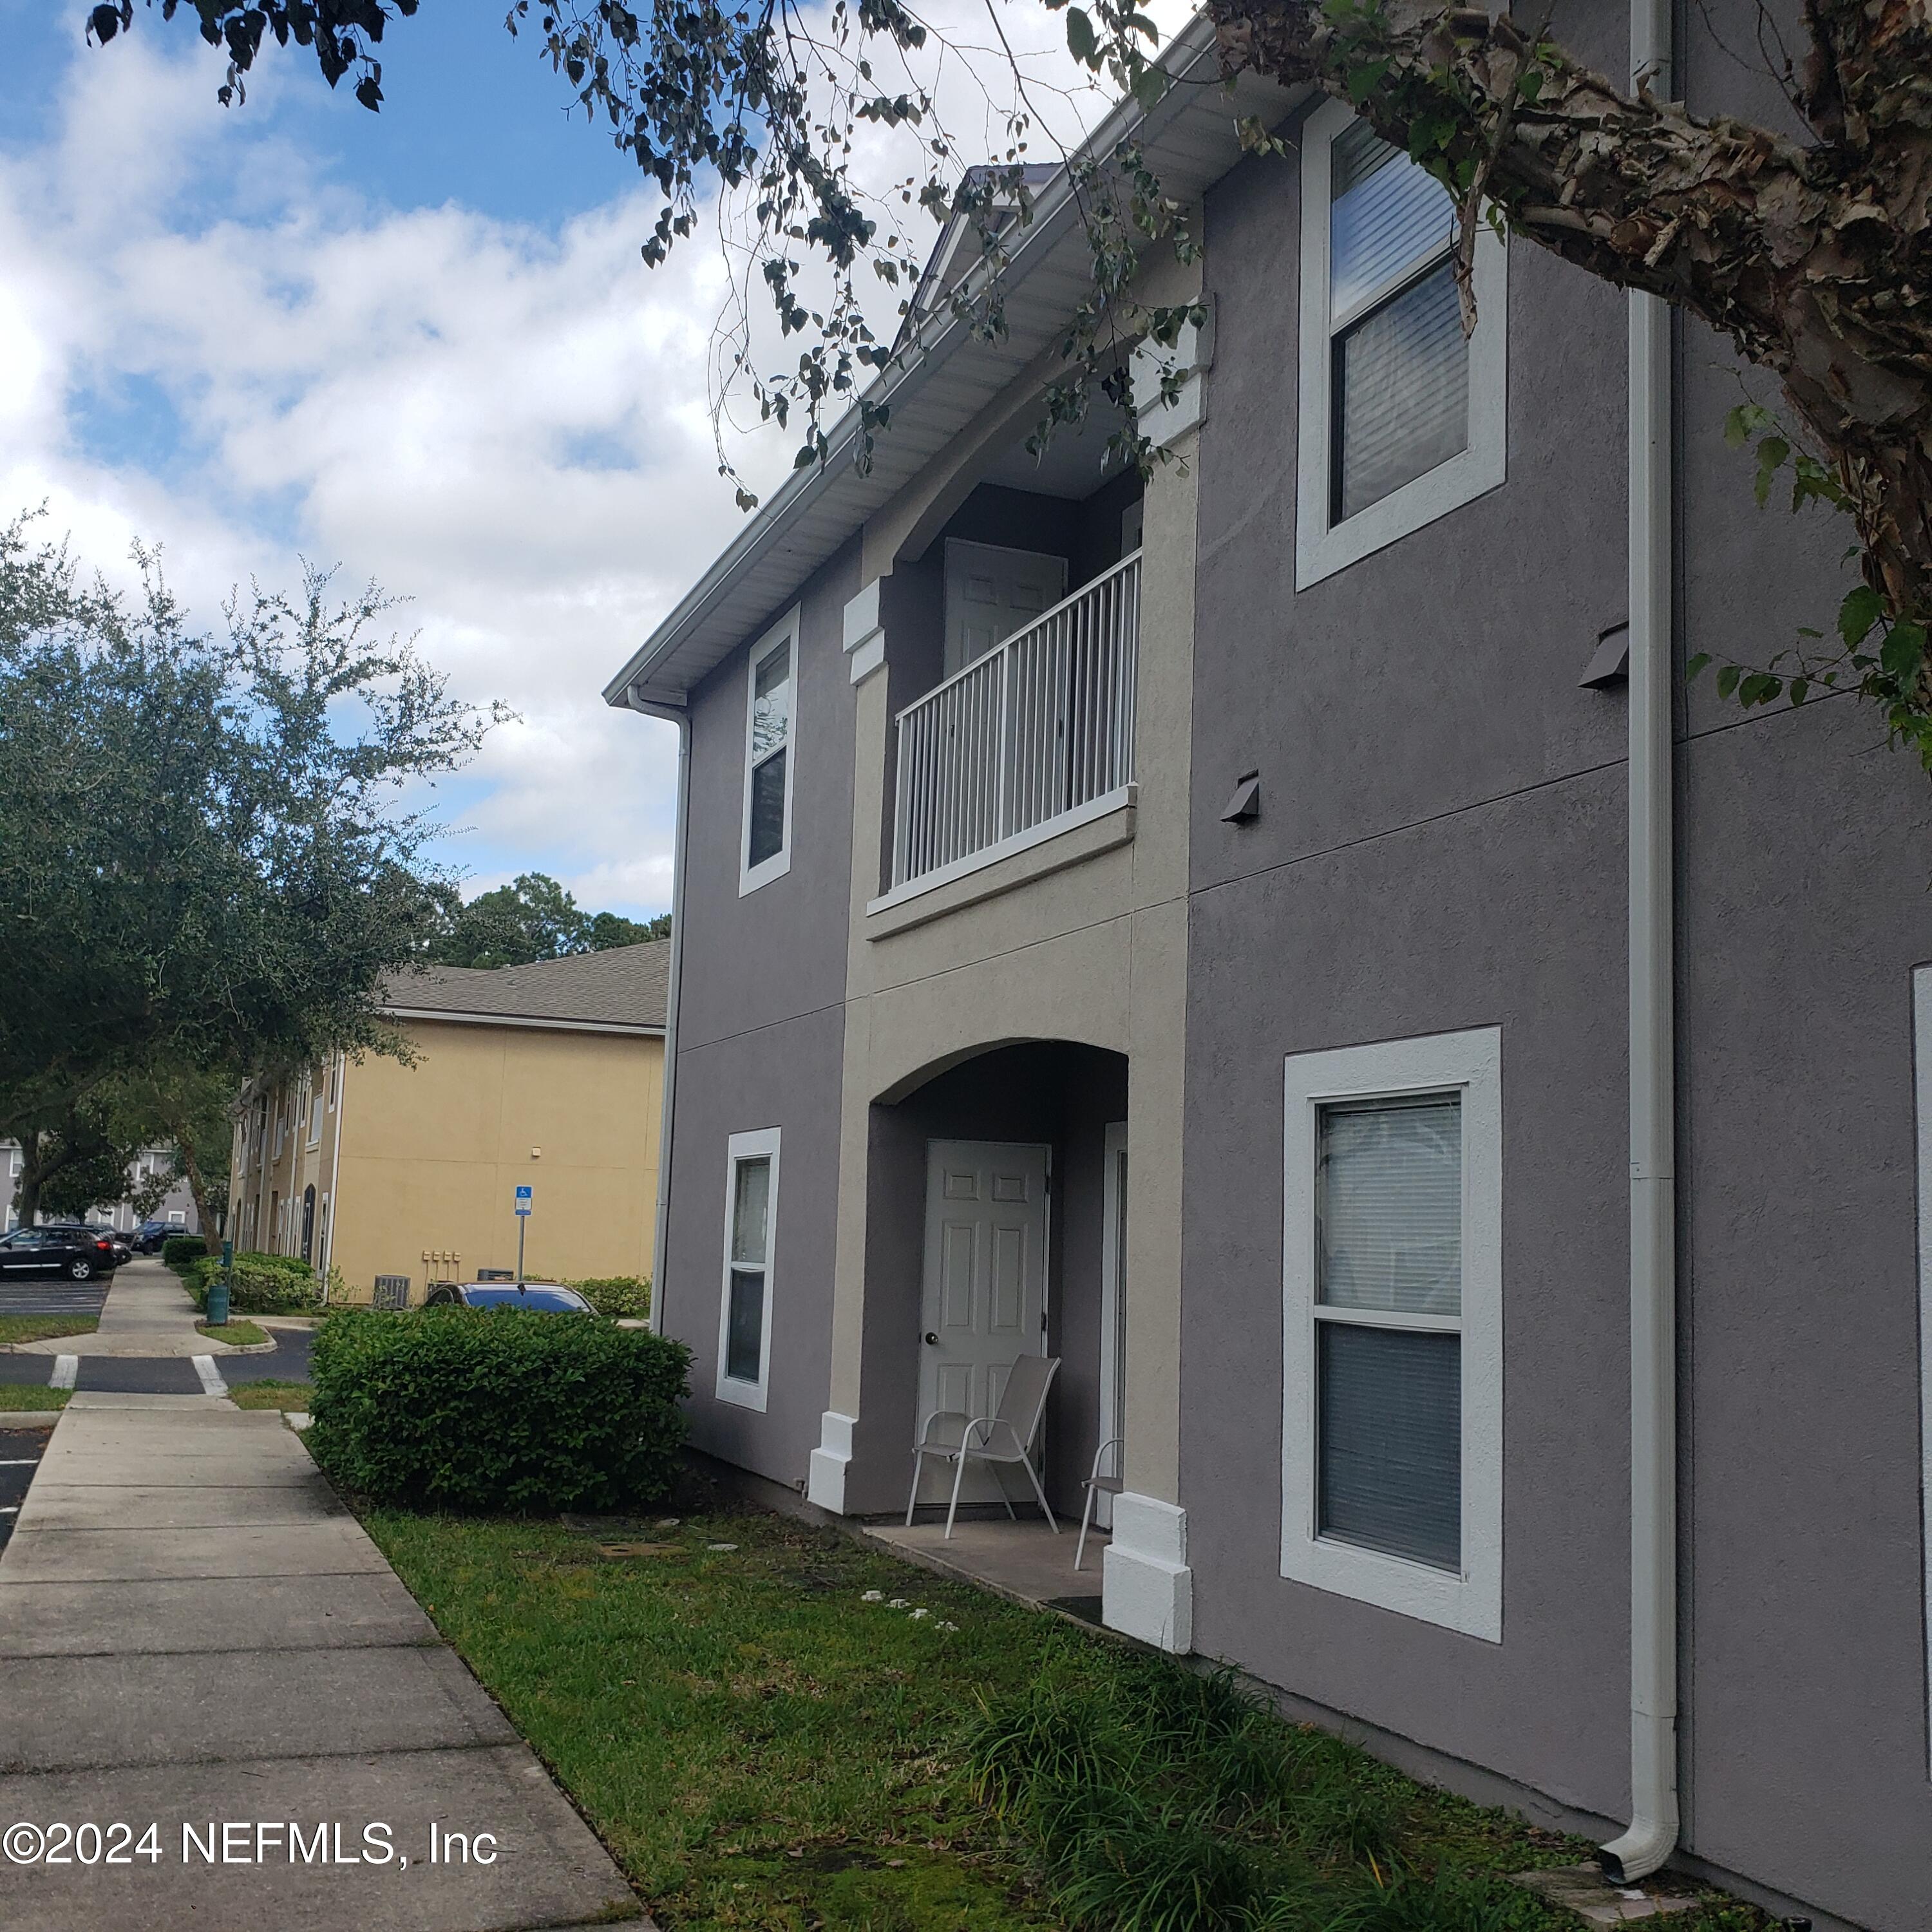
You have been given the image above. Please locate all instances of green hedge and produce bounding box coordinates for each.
[162,1235,206,1268]
[185,1253,323,1315]
[306,1308,692,1512]
[567,1275,652,1320]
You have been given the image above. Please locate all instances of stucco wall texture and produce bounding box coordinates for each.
[330,1018,662,1298]
[658,540,859,1488]
[1180,18,1932,1927]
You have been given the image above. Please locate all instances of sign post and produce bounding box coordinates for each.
[513,1185,533,1284]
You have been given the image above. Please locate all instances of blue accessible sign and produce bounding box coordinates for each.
[514,1186,533,1218]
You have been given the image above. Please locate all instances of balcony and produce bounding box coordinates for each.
[886,550,1141,900]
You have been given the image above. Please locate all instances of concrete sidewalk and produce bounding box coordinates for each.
[12,1256,219,1359]
[0,1392,640,1930]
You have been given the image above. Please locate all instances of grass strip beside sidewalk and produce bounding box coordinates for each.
[360,1508,1776,1932]
[196,1319,270,1348]
[0,1386,70,1412]
[0,1315,98,1346]
[229,1379,312,1412]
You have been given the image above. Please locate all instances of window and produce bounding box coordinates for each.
[739,611,799,893]
[716,1128,781,1409]
[1295,97,1507,588]
[308,1094,323,1145]
[1282,1028,1502,1640]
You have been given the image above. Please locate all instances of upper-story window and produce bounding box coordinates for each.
[740,609,799,895]
[1295,97,1507,588]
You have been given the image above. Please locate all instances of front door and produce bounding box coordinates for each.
[917,1139,1050,1503]
[943,541,1066,676]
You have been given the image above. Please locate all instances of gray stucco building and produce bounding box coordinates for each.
[605,9,1932,1927]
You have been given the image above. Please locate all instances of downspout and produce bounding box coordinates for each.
[1601,0,1679,1886]
[626,690,690,1337]
[321,1051,346,1290]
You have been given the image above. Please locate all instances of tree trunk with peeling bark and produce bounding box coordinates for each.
[1208,0,1932,721]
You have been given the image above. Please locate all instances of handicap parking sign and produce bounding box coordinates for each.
[514,1185,533,1217]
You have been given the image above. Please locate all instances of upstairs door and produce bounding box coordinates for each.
[917,1139,1050,1504]
[943,541,1066,677]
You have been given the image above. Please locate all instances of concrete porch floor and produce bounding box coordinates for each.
[860,1515,1110,1622]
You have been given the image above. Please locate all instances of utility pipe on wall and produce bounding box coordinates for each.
[1601,0,1680,1887]
[627,691,691,1339]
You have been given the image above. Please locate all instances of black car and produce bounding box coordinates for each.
[84,1225,133,1267]
[133,1220,187,1255]
[423,1281,593,1313]
[0,1225,122,1281]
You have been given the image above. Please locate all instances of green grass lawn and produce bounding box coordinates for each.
[197,1318,270,1348]
[361,1507,1774,1932]
[0,1314,99,1346]
[0,1385,70,1412]
[229,1379,312,1412]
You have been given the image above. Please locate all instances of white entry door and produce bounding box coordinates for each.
[918,1139,1050,1501]
[943,541,1066,676]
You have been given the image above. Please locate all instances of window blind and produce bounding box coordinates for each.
[1317,1095,1462,1315]
[1318,1323,1462,1570]
[1334,263,1470,522]
[726,1156,770,1383]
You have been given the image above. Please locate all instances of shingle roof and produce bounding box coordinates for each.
[383,941,669,1033]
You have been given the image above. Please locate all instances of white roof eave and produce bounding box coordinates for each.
[603,14,1298,707]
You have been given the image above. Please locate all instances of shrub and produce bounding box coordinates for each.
[162,1235,206,1269]
[306,1307,692,1512]
[567,1275,652,1320]
[184,1253,323,1315]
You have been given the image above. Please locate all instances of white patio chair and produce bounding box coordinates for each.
[905,1353,1061,1540]
[1074,1434,1124,1574]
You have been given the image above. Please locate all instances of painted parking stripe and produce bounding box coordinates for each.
[50,1356,78,1390]
[192,1354,227,1397]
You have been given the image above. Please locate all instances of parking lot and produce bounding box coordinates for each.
[0,1424,50,1553]
[0,1277,109,1321]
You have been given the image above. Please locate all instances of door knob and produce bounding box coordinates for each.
[923,1331,938,1345]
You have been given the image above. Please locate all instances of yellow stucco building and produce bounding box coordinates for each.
[228,943,667,1305]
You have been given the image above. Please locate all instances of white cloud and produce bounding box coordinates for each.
[1,3,1191,916]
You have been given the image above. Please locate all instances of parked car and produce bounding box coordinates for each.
[86,1225,133,1267]
[133,1220,187,1255]
[423,1281,593,1313]
[0,1225,122,1280]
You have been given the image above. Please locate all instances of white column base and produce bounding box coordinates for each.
[1101,1492,1193,1652]
[807,1410,858,1513]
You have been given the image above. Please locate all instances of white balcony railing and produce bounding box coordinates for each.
[890,550,1141,892]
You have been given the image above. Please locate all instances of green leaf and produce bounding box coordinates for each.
[1517,68,1543,102]
[1685,652,1711,681]
[1715,665,1741,700]
[1346,59,1388,104]
[1880,618,1926,683]
[1789,676,1810,705]
[1738,672,1782,706]
[1064,6,1096,64]
[1839,583,1884,647]
[1132,62,1168,109]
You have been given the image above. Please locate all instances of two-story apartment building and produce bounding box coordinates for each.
[1,1144,198,1235]
[605,10,1932,1928]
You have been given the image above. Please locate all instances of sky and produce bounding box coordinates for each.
[0,0,1130,920]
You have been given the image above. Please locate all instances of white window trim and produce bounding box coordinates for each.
[739,608,800,896]
[1280,1026,1503,1642]
[1294,95,1508,589]
[715,1126,781,1411]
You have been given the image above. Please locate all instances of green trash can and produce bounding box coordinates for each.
[207,1240,232,1326]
